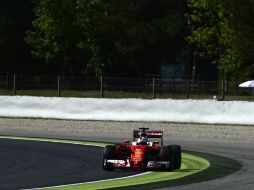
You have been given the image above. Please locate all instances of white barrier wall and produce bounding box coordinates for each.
[0,96,253,125]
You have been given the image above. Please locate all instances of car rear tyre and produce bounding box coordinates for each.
[169,145,182,170]
[160,145,182,170]
[160,146,173,171]
[102,145,116,171]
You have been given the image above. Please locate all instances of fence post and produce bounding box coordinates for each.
[225,80,228,95]
[235,78,239,96]
[221,80,225,100]
[186,79,190,99]
[6,72,9,90]
[152,77,156,99]
[100,75,104,98]
[57,75,61,97]
[172,74,175,94]
[13,74,16,96]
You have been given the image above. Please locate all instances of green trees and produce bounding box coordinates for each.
[84,0,188,76]
[26,0,187,76]
[186,0,254,80]
[0,0,33,74]
[26,0,89,75]
[1,0,254,80]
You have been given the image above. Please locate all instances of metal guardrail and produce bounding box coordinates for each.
[0,74,252,100]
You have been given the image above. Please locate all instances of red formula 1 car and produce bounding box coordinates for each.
[102,128,181,171]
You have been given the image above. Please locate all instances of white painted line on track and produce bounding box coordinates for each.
[25,172,151,190]
[0,136,105,147]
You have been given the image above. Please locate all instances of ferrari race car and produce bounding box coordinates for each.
[102,128,181,171]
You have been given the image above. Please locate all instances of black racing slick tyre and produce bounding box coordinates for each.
[160,145,182,171]
[160,146,173,171]
[102,145,116,171]
[169,145,182,170]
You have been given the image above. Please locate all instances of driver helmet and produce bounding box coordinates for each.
[139,132,148,143]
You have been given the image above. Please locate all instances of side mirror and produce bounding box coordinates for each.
[124,140,130,144]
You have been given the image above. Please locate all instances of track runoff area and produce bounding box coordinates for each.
[0,136,239,190]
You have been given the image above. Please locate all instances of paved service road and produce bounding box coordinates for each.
[0,139,142,190]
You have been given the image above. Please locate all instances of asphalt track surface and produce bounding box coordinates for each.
[1,139,253,190]
[0,118,254,190]
[0,138,142,190]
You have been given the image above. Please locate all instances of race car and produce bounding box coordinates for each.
[102,128,181,171]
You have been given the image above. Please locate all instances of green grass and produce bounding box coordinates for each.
[0,88,217,99]
[0,89,12,96]
[121,151,241,190]
[1,88,253,100]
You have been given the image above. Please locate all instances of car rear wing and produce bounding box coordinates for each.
[133,128,163,145]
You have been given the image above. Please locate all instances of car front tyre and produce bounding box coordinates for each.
[102,145,116,171]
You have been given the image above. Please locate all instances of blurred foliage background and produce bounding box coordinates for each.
[0,0,254,81]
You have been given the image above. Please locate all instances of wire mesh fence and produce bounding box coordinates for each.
[0,74,253,100]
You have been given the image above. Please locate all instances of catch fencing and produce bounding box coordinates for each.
[0,73,253,100]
